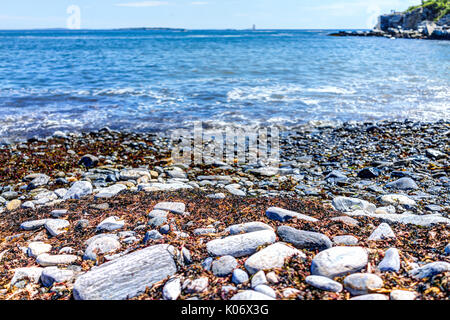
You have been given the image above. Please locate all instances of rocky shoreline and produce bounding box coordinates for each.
[0,120,449,300]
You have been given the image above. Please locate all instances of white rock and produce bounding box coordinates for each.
[368,223,396,241]
[379,194,416,207]
[343,273,384,296]
[226,222,274,235]
[40,267,75,287]
[27,242,52,258]
[206,230,276,258]
[10,267,43,287]
[96,216,125,231]
[73,244,177,300]
[266,207,318,222]
[311,246,368,279]
[63,181,93,200]
[245,242,305,274]
[95,184,127,199]
[154,202,186,214]
[163,278,181,300]
[230,290,275,300]
[183,277,209,293]
[390,290,417,300]
[36,253,79,267]
[251,270,267,288]
[45,219,70,237]
[332,197,376,213]
[305,275,343,293]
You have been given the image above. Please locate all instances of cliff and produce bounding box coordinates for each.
[331,0,450,40]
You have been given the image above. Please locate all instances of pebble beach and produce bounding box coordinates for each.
[0,120,449,300]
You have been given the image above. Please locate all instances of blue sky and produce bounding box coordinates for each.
[0,0,420,30]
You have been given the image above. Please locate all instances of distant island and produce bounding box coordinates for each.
[331,0,450,40]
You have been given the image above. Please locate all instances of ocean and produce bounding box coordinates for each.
[0,29,448,141]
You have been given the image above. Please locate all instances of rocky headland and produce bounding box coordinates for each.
[331,0,450,40]
[0,120,449,300]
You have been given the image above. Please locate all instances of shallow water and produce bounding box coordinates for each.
[0,29,449,141]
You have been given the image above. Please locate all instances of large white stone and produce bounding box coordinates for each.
[311,247,368,279]
[245,242,305,274]
[73,244,177,300]
[63,181,93,200]
[206,230,276,258]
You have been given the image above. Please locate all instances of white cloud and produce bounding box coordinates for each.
[115,1,169,7]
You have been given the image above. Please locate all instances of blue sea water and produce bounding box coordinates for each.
[0,29,448,141]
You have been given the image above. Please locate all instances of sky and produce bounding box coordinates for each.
[0,0,421,30]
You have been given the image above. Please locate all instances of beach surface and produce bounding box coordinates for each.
[0,120,448,300]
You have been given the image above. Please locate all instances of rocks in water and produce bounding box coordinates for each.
[95,184,127,199]
[343,273,383,296]
[251,270,267,288]
[368,223,396,241]
[230,290,275,300]
[36,253,79,267]
[79,154,99,168]
[27,174,50,190]
[305,275,343,293]
[409,262,450,279]
[40,267,74,287]
[63,181,93,200]
[96,216,125,232]
[183,277,209,293]
[154,202,186,214]
[378,248,400,272]
[277,226,332,251]
[333,235,358,246]
[84,235,121,261]
[379,194,416,207]
[266,207,318,223]
[163,278,181,300]
[232,269,249,284]
[390,290,417,300]
[225,222,273,235]
[244,242,305,275]
[73,244,177,300]
[357,167,380,179]
[27,242,52,258]
[211,256,238,277]
[332,197,376,213]
[350,294,388,300]
[385,177,418,191]
[10,267,43,287]
[45,219,70,237]
[206,230,276,258]
[311,247,368,279]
